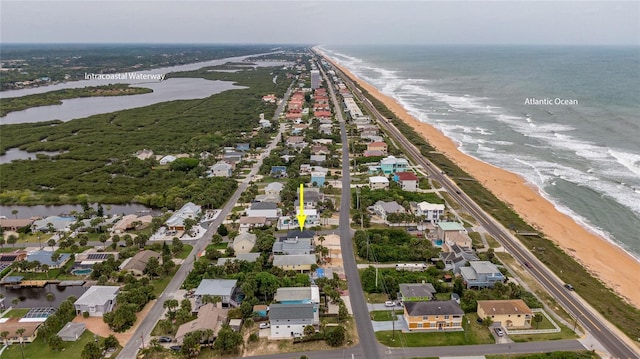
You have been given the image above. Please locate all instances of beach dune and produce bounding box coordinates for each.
[321,52,640,310]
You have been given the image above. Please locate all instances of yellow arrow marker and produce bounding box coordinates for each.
[296,183,307,231]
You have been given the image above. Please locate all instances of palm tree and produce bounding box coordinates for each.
[1,331,9,346]
[16,327,26,359]
[11,209,18,219]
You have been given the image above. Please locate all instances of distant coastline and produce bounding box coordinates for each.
[317,48,640,309]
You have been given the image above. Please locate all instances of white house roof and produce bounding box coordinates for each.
[381,156,409,165]
[264,182,285,193]
[469,261,501,274]
[233,232,257,246]
[417,201,445,211]
[369,176,389,184]
[74,286,119,306]
[211,162,232,171]
[438,222,465,231]
[194,279,238,297]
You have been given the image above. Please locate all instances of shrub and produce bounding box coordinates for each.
[83,311,90,318]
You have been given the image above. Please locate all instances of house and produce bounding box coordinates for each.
[273,237,314,255]
[26,250,70,269]
[284,229,315,241]
[372,201,405,222]
[209,161,233,177]
[1,319,42,343]
[413,201,445,223]
[294,189,323,209]
[319,123,332,135]
[0,250,27,266]
[135,149,154,160]
[403,300,464,331]
[0,218,34,232]
[274,286,321,323]
[239,216,269,231]
[74,286,119,317]
[74,249,118,268]
[165,202,201,231]
[262,94,277,103]
[57,322,86,341]
[175,303,229,344]
[269,303,316,339]
[369,176,389,190]
[159,155,177,165]
[440,243,479,273]
[310,155,326,165]
[264,182,285,196]
[236,143,250,151]
[119,250,161,276]
[477,300,533,328]
[398,283,437,302]
[311,172,326,187]
[364,150,386,157]
[436,222,467,241]
[194,279,239,308]
[311,145,329,155]
[272,254,316,272]
[31,216,75,233]
[246,202,281,219]
[111,214,153,234]
[367,141,388,154]
[380,156,409,174]
[394,172,419,192]
[286,136,306,148]
[223,152,244,163]
[460,261,505,289]
[271,166,287,178]
[232,232,257,254]
[254,193,281,204]
[295,208,319,227]
[259,119,272,128]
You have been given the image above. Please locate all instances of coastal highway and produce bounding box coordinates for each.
[117,85,293,359]
[325,56,639,359]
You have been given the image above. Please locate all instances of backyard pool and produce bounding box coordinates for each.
[434,239,443,247]
[71,268,93,276]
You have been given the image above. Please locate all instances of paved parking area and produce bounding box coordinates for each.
[371,317,409,332]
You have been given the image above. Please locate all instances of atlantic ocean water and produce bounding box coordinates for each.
[322,45,640,261]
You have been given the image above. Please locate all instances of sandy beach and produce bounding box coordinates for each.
[321,53,640,309]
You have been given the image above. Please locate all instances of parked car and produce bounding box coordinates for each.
[564,283,574,290]
[384,301,395,307]
[169,345,182,351]
[259,322,270,329]
[158,336,172,343]
[494,327,504,337]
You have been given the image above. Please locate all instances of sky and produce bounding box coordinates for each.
[1,1,638,46]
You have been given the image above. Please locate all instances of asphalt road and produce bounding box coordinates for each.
[117,85,293,359]
[321,64,382,359]
[327,59,639,359]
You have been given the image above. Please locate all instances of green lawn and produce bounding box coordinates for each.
[175,244,193,259]
[151,267,179,297]
[486,351,599,359]
[509,323,578,342]
[376,314,493,347]
[1,331,106,359]
[370,310,398,321]
[1,308,30,318]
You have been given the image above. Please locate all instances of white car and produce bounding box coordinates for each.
[384,301,395,307]
[259,322,270,329]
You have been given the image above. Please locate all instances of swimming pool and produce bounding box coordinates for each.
[71,268,92,276]
[434,239,443,247]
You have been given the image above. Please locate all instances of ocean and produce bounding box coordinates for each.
[321,45,640,261]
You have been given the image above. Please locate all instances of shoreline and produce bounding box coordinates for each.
[318,50,640,309]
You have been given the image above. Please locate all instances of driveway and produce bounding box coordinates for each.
[368,303,401,311]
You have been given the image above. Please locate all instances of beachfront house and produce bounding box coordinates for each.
[393,172,419,192]
[477,299,533,328]
[74,286,119,317]
[380,156,409,174]
[460,261,505,289]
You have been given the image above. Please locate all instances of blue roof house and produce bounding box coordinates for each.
[26,250,71,269]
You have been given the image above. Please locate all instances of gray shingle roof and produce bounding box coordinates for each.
[269,303,314,320]
[250,202,278,210]
[272,254,316,266]
[399,283,436,299]
[404,300,464,316]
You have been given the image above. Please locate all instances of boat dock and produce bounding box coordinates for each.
[57,280,85,287]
